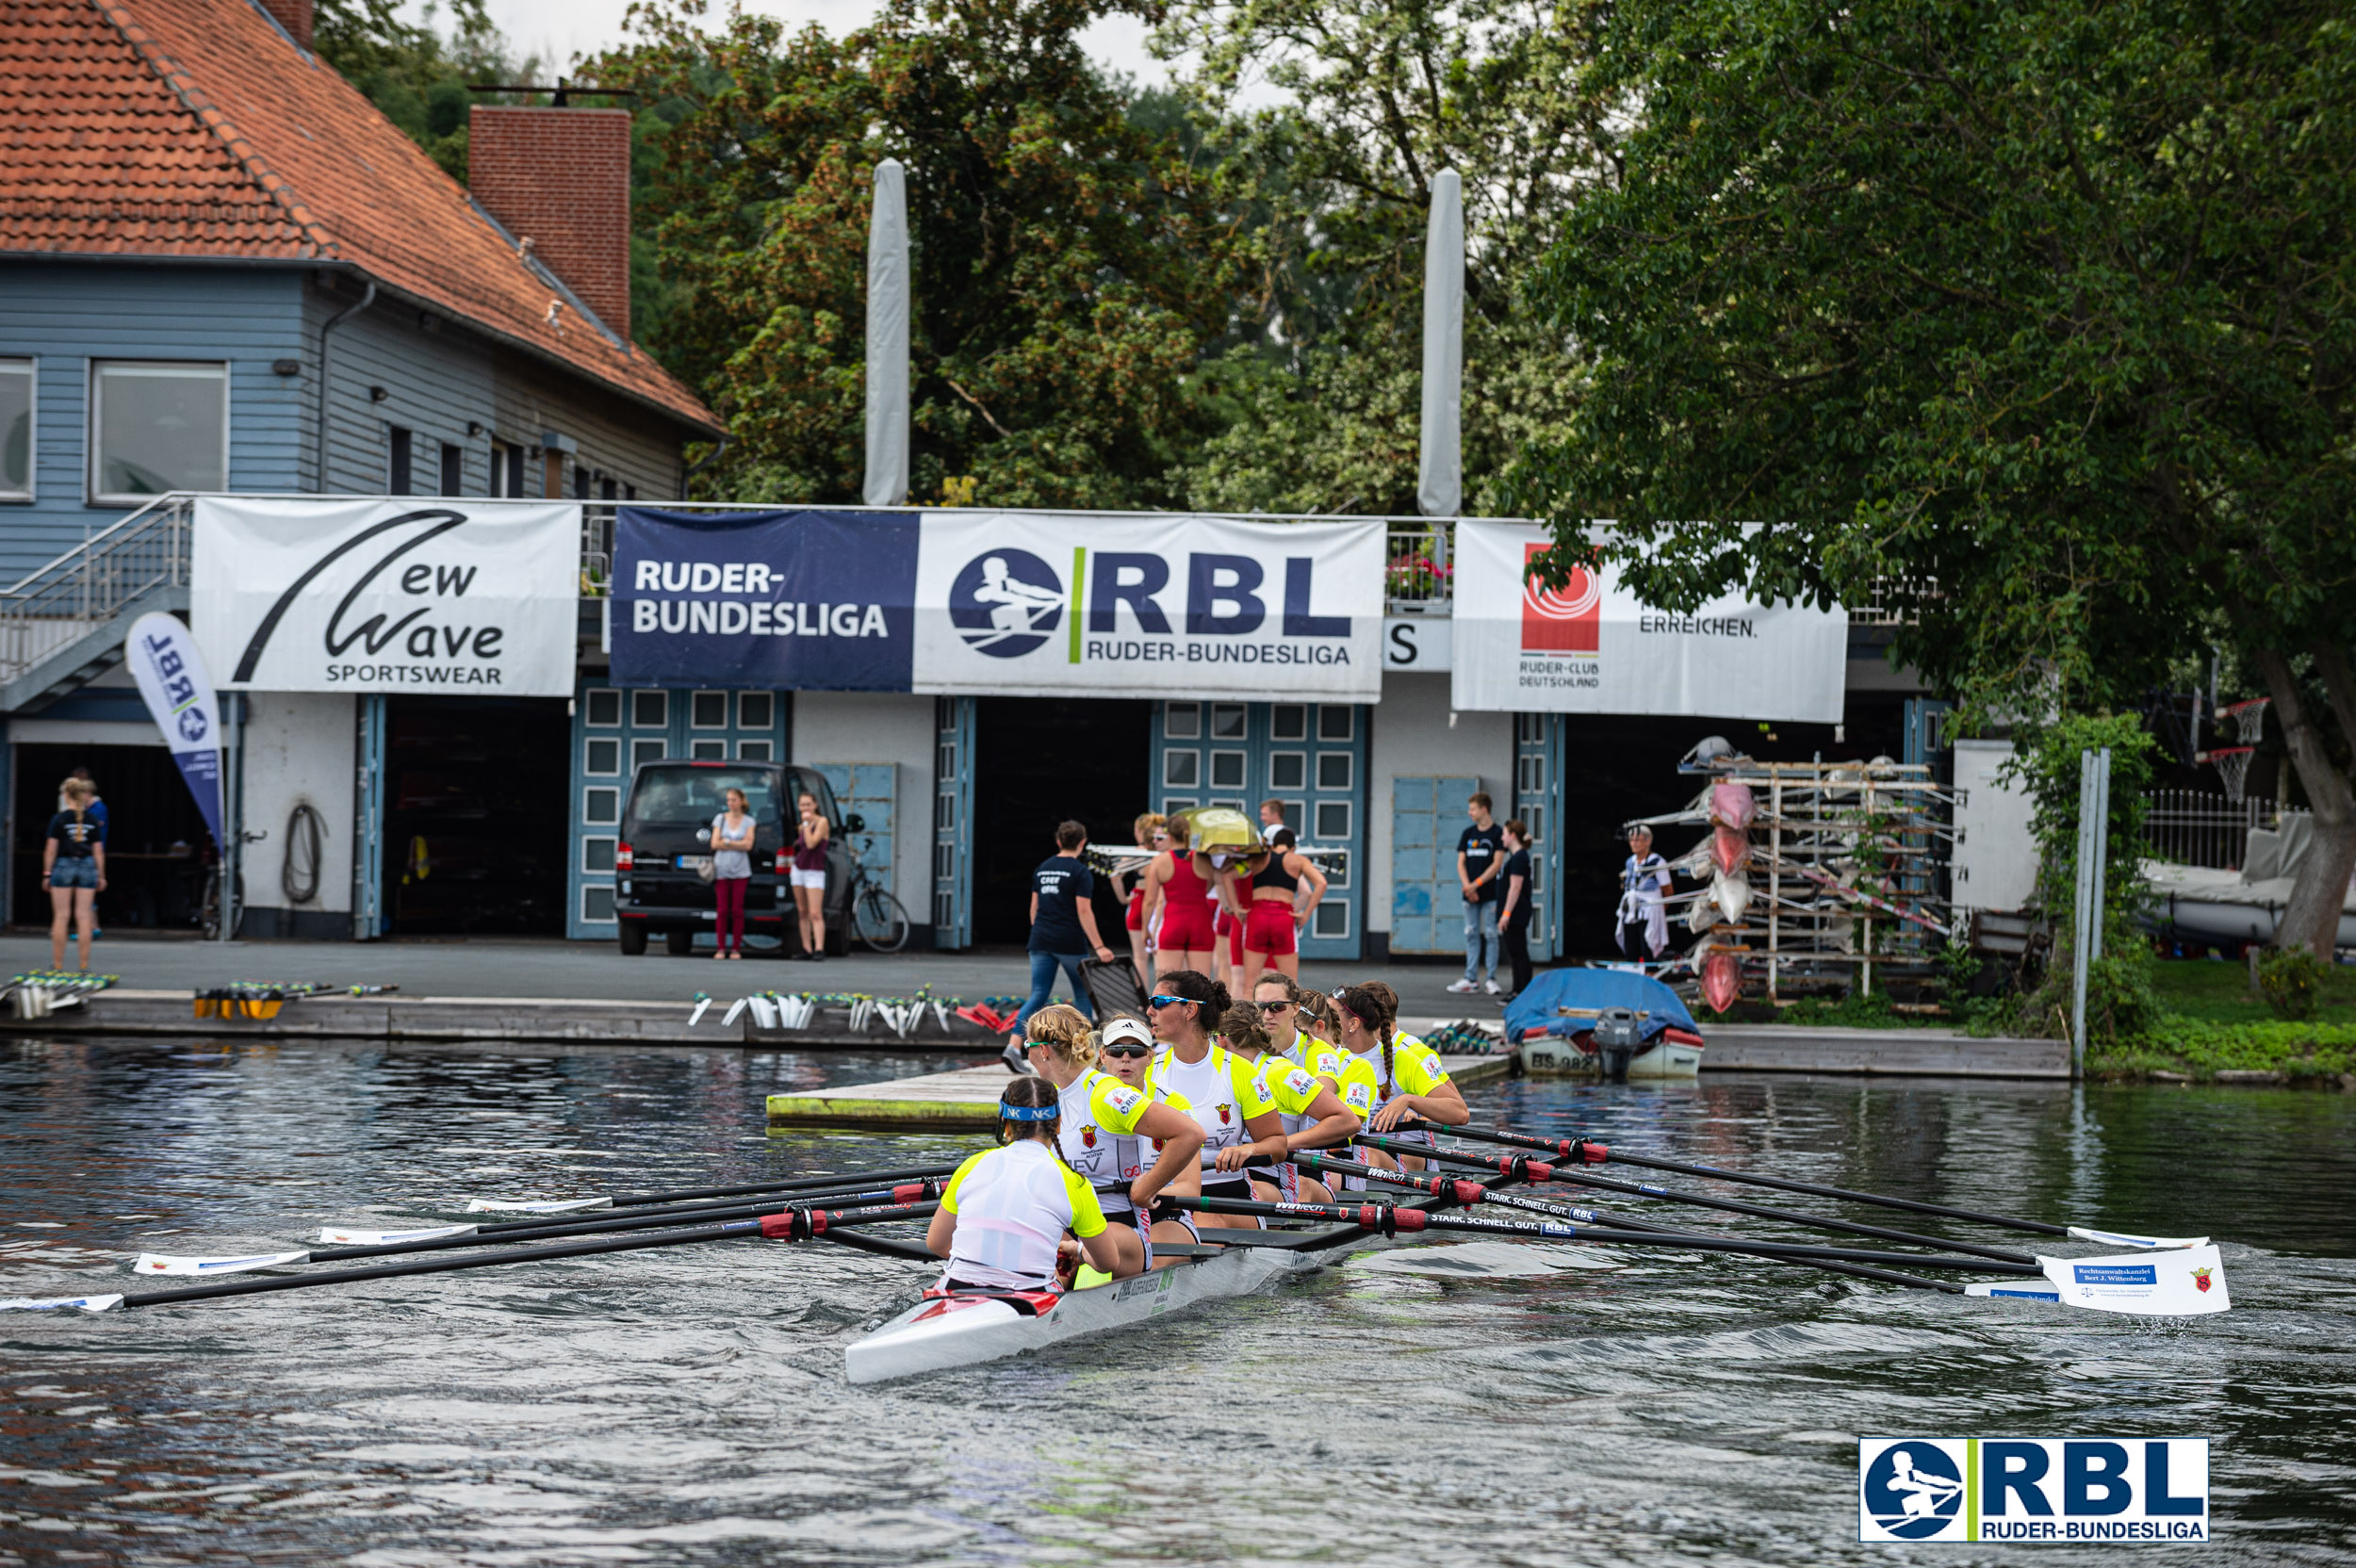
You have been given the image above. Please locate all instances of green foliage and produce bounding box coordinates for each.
[2259,947,2328,1021]
[2089,1019,2356,1082]
[314,0,538,185]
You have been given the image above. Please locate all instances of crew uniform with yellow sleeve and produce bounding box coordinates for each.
[1057,1064,1180,1254]
[1149,1041,1275,1208]
[935,1133,1109,1293]
[1248,1051,1330,1200]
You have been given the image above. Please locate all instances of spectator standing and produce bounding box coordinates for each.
[1448,792,1506,995]
[1497,819,1535,999]
[1017,820,1115,1031]
[44,777,105,971]
[1616,825,1673,961]
[792,791,830,961]
[710,786,756,960]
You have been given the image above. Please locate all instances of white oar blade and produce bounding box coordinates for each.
[1967,1245,2231,1315]
[2067,1226,2209,1250]
[721,998,747,1026]
[0,1293,124,1314]
[689,998,713,1026]
[317,1223,477,1246]
[132,1250,311,1278]
[463,1197,613,1215]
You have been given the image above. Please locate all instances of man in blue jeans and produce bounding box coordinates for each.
[1448,792,1506,995]
[1016,820,1116,1032]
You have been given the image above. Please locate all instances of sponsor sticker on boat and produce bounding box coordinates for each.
[1858,1438,2209,1543]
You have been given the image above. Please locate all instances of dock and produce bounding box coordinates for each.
[767,1054,1518,1130]
[1694,1025,2070,1078]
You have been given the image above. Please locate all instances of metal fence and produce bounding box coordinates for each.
[1385,520,1451,613]
[0,495,192,686]
[2141,789,2271,870]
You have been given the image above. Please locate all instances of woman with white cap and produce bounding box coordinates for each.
[1021,1004,1203,1274]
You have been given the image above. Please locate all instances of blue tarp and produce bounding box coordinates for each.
[1503,968,1699,1044]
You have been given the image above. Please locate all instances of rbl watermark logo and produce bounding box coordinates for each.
[1519,543,1599,655]
[1858,1437,2210,1544]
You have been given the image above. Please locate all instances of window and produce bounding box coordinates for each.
[1162,798,1197,816]
[630,738,666,771]
[581,838,617,874]
[1210,704,1247,740]
[385,426,413,495]
[1209,751,1246,790]
[1313,902,1350,939]
[1164,702,1201,740]
[630,690,667,728]
[601,474,618,501]
[490,441,527,498]
[439,442,463,497]
[736,739,774,761]
[582,787,620,825]
[1270,704,1307,742]
[691,739,727,760]
[581,885,617,923]
[1316,848,1350,887]
[1317,706,1354,742]
[573,465,591,500]
[1268,753,1305,791]
[1163,750,1200,788]
[690,691,728,728]
[738,692,775,730]
[1317,752,1354,791]
[0,359,30,499]
[585,689,622,727]
[1315,800,1351,840]
[90,361,225,500]
[585,738,621,776]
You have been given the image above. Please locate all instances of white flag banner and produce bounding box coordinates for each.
[193,498,581,694]
[911,512,1384,700]
[1450,519,1848,722]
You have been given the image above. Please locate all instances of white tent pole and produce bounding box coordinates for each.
[1417,169,1464,520]
[864,157,910,509]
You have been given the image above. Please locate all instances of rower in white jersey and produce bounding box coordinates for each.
[1141,968,1284,1231]
[1216,1000,1358,1203]
[1333,980,1470,1174]
[1021,1004,1203,1275]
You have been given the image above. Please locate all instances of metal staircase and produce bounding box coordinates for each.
[0,495,192,712]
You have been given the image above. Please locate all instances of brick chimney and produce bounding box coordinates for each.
[468,106,632,339]
[258,0,313,49]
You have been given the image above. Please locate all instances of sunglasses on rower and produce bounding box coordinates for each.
[1146,994,1188,1010]
[1101,1041,1153,1058]
[1254,999,1294,1014]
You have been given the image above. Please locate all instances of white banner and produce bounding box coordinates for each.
[1450,519,1847,722]
[911,512,1383,700]
[193,498,581,694]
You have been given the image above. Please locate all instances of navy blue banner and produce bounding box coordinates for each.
[612,509,920,690]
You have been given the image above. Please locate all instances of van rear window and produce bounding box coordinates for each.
[627,767,785,829]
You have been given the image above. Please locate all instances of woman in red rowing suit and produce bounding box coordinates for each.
[1138,814,1217,979]
[1235,826,1327,993]
[1113,812,1166,984]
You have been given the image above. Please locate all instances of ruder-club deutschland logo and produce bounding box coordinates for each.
[1520,541,1600,656]
[1858,1438,2211,1544]
[948,549,1065,658]
[233,508,505,683]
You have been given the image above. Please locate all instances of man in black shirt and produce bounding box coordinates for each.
[1449,791,1506,995]
[1016,820,1115,1032]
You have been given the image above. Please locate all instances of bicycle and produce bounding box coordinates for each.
[843,838,911,954]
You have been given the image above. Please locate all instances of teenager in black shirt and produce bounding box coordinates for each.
[43,776,106,971]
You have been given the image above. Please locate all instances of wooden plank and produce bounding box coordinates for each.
[1698,1025,2070,1078]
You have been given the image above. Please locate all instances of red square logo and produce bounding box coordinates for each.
[1521,544,1600,654]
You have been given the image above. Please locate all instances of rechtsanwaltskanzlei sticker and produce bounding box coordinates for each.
[1859,1438,2209,1543]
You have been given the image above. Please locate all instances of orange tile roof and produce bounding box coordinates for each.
[0,0,720,433]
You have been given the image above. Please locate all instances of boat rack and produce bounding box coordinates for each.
[1635,759,1957,1002]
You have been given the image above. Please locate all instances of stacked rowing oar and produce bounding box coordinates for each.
[0,1161,962,1315]
[6,970,116,1020]
[193,981,398,1020]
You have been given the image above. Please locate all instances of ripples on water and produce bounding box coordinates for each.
[1,1037,2349,1564]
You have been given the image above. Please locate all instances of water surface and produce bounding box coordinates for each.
[2,1037,2349,1564]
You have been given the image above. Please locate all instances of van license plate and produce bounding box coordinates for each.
[675,856,712,872]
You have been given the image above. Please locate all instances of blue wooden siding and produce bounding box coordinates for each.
[0,262,305,580]
[304,285,498,498]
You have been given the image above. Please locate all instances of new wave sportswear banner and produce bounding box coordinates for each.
[124,611,225,848]
[610,508,1384,700]
[192,498,580,694]
[1450,519,1848,722]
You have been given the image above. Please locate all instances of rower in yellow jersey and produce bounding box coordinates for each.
[1226,989,1360,1202]
[1022,1004,1203,1275]
[1333,981,1468,1175]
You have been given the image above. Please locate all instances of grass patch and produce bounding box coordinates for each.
[2090,1020,2356,1083]
[2145,956,2356,1024]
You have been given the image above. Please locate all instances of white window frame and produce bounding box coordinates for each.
[581,836,617,874]
[1311,900,1351,939]
[1314,799,1352,841]
[690,739,727,760]
[1163,749,1201,789]
[1268,751,1307,792]
[583,737,621,776]
[582,786,621,825]
[584,687,622,727]
[1164,702,1201,740]
[1316,752,1355,791]
[1269,703,1307,742]
[89,360,228,504]
[1210,703,1248,740]
[630,738,667,772]
[1162,797,1198,817]
[580,883,618,924]
[737,691,776,731]
[1208,749,1247,791]
[736,738,774,761]
[1317,705,1355,743]
[689,690,730,729]
[1313,846,1350,888]
[0,357,34,501]
[630,690,667,729]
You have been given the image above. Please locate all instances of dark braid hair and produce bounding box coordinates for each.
[1217,1003,1271,1056]
[1336,983,1400,1092]
[996,1072,1071,1168]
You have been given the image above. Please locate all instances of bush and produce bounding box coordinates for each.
[2258,946,2327,1021]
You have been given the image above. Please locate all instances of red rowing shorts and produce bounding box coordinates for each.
[1244,900,1298,956]
[1157,899,1216,953]
[1126,889,1146,931]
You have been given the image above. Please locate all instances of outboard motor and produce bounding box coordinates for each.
[1592,1007,1646,1082]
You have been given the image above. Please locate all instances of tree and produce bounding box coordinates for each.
[581,0,1243,510]
[1152,0,1617,514]
[313,0,537,184]
[1509,0,2356,956]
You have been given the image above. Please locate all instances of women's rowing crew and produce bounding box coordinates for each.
[926,972,1476,1297]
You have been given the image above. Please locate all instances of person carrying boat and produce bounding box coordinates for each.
[1137,815,1217,979]
[1215,1003,1357,1203]
[1023,1004,1203,1274]
[1333,982,1469,1176]
[1143,969,1282,1230]
[1233,827,1329,994]
[926,1076,1126,1294]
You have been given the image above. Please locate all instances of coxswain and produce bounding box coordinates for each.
[1215,1002,1357,1203]
[1022,1004,1203,1275]
[925,1075,1125,1293]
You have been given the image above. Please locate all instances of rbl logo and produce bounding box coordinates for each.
[1520,543,1600,655]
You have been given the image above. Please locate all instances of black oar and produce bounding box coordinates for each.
[136,1180,949,1277]
[1168,1193,2019,1291]
[1356,1134,2038,1265]
[1404,1121,2070,1237]
[460,1162,962,1219]
[56,1201,940,1313]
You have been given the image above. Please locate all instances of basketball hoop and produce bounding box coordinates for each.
[2196,697,2268,801]
[2203,747,2255,802]
[2219,696,2270,745]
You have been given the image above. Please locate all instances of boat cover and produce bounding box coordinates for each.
[1502,968,1699,1045]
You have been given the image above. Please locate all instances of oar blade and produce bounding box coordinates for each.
[0,1293,125,1314]
[133,1250,312,1277]
[463,1197,614,1215]
[2066,1226,2209,1250]
[1968,1246,2231,1316]
[318,1223,478,1246]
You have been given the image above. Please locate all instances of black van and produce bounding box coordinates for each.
[614,761,855,956]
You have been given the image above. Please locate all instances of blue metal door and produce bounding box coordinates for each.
[352,694,387,939]
[933,696,974,949]
[1513,712,1565,961]
[1390,775,1480,954]
[1149,701,1366,959]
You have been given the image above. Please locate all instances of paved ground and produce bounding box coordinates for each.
[0,931,1517,1021]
